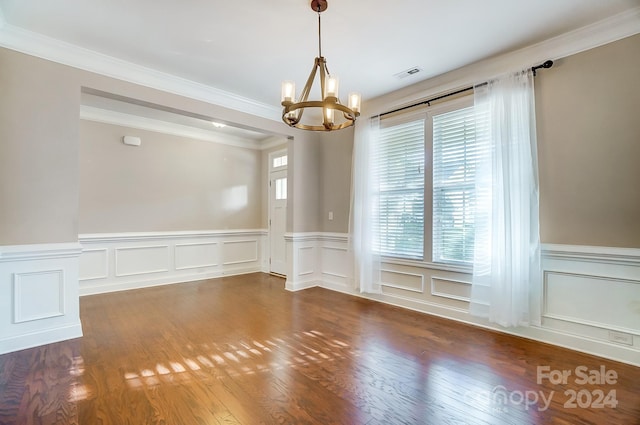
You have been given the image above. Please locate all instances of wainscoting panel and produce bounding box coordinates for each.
[431,276,471,302]
[320,247,348,279]
[175,242,218,270]
[297,246,316,276]
[378,261,472,312]
[79,248,108,280]
[544,271,639,334]
[222,240,258,265]
[115,245,170,277]
[0,243,83,355]
[14,270,65,323]
[79,230,267,295]
[320,245,350,290]
[381,269,424,293]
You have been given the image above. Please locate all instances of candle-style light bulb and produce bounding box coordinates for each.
[324,107,334,125]
[325,76,339,99]
[281,81,295,103]
[348,92,361,114]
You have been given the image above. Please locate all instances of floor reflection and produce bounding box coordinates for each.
[121,330,352,391]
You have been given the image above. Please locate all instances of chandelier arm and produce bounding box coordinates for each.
[297,59,320,123]
[318,57,333,129]
[318,59,328,127]
[282,111,300,126]
[300,59,319,103]
[319,59,328,98]
[324,63,331,77]
[342,111,355,121]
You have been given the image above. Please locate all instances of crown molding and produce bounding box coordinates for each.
[543,6,640,58]
[366,6,640,116]
[80,105,276,150]
[0,22,281,122]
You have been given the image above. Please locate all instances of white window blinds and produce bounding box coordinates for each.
[432,106,488,265]
[374,119,425,259]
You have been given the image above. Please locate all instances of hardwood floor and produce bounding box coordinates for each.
[0,273,638,424]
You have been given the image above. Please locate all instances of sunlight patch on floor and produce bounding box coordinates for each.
[122,330,352,389]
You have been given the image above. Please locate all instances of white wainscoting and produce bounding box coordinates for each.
[285,233,640,366]
[540,245,640,354]
[284,233,353,292]
[284,233,319,291]
[0,242,83,355]
[79,230,267,296]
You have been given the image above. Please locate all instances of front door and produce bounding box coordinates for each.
[269,152,287,276]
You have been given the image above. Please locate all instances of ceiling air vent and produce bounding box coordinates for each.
[394,67,423,80]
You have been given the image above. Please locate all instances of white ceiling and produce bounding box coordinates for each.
[1,0,638,109]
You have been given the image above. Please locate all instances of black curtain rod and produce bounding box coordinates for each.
[376,60,553,118]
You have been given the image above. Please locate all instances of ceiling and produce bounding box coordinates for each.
[0,0,638,111]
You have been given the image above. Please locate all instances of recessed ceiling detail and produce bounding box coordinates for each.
[80,91,286,150]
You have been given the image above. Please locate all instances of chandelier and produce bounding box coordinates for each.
[281,0,361,131]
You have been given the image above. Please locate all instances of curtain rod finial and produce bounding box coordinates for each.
[532,60,553,76]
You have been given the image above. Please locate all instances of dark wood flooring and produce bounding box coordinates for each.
[0,273,638,424]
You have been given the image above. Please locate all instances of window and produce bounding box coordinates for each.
[432,105,488,265]
[272,155,287,168]
[374,118,425,259]
[275,177,287,200]
[370,98,486,264]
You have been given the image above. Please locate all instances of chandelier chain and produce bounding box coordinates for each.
[317,6,322,58]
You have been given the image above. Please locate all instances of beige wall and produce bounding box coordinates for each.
[320,128,354,233]
[536,33,640,247]
[79,121,263,233]
[289,133,322,233]
[0,47,324,245]
[0,49,80,245]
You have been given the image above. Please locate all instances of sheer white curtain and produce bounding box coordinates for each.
[349,116,382,294]
[470,69,542,327]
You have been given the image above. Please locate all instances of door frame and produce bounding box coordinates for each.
[268,148,288,276]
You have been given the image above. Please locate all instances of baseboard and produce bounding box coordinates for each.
[285,279,319,292]
[0,323,83,355]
